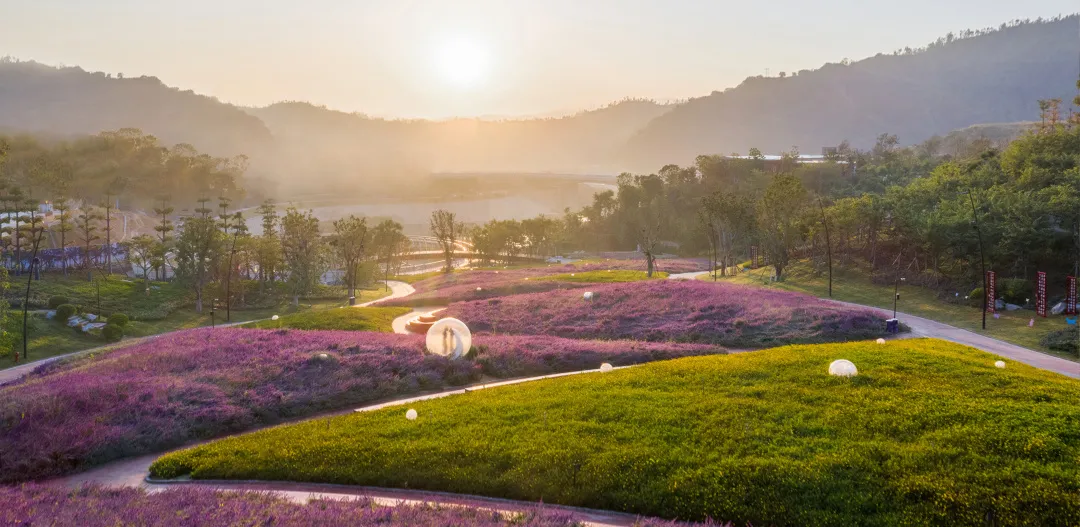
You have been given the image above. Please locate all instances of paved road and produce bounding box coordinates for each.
[672,271,1079,379]
[357,280,414,307]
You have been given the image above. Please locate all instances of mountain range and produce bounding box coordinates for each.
[0,15,1076,191]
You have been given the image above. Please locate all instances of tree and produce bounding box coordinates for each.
[430,209,464,273]
[18,200,45,362]
[53,198,73,277]
[174,215,221,313]
[122,234,158,295]
[100,191,118,275]
[222,210,248,320]
[372,219,409,290]
[758,174,808,280]
[331,215,369,303]
[280,208,325,305]
[256,200,281,286]
[152,196,174,280]
[76,205,103,281]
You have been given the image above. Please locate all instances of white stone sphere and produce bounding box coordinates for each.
[271,315,280,321]
[476,287,482,291]
[995,360,1006,369]
[317,353,329,360]
[599,363,614,373]
[425,318,472,359]
[829,359,858,377]
[583,291,594,301]
[406,408,418,420]
[876,338,886,344]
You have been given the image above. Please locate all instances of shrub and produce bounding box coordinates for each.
[108,313,130,328]
[1041,326,1078,356]
[101,323,124,342]
[968,287,985,307]
[998,278,1031,305]
[47,296,70,309]
[55,304,77,321]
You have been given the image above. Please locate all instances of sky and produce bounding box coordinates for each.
[2,0,1077,119]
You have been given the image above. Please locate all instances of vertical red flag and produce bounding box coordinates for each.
[1067,276,1078,315]
[986,271,996,314]
[1036,271,1047,317]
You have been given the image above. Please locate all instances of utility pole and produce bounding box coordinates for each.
[818,197,832,297]
[966,191,988,330]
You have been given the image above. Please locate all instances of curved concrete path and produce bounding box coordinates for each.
[671,271,1079,379]
[56,365,638,527]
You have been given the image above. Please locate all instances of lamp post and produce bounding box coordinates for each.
[964,191,988,330]
[893,276,905,319]
[211,297,218,328]
[818,197,833,297]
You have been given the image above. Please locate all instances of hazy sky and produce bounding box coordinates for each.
[2,1,1076,119]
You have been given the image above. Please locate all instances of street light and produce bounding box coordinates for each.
[211,297,218,328]
[963,190,988,330]
[893,276,905,319]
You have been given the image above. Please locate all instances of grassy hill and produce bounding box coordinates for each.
[151,338,1080,526]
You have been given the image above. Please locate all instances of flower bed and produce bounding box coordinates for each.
[443,280,889,347]
[383,259,708,307]
[0,329,719,482]
[2,484,712,526]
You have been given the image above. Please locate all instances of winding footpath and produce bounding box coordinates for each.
[670,271,1079,379]
[24,270,1080,526]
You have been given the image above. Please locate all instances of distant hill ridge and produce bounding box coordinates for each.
[0,15,1075,183]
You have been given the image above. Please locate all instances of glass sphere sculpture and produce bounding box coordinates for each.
[406,408,418,420]
[600,362,613,373]
[828,359,858,377]
[426,318,472,359]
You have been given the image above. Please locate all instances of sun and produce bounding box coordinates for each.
[434,36,491,89]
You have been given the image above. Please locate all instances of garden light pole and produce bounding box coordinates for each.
[818,197,833,297]
[965,191,988,330]
[211,298,218,328]
[893,276,905,319]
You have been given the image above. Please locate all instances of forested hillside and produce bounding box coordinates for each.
[623,16,1079,169]
[0,16,1076,184]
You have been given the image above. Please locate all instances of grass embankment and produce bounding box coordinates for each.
[240,307,410,332]
[709,260,1077,360]
[151,339,1080,526]
[539,270,667,283]
[3,286,392,369]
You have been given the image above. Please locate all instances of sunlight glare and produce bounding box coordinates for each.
[434,36,491,89]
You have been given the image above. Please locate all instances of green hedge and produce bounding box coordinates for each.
[102,323,124,342]
[55,304,77,321]
[108,313,130,328]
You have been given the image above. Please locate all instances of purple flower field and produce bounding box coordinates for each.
[0,484,724,526]
[0,329,719,482]
[444,280,889,347]
[473,335,722,377]
[383,259,709,306]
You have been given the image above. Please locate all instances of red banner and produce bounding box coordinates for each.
[986,271,996,314]
[1036,272,1047,317]
[1067,276,1078,315]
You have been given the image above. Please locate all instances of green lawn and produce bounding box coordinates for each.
[2,286,393,369]
[706,260,1077,361]
[239,307,410,332]
[388,271,446,284]
[4,273,191,320]
[539,270,667,283]
[151,339,1080,527]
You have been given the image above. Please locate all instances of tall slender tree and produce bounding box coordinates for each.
[331,215,370,303]
[76,205,103,281]
[152,196,174,280]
